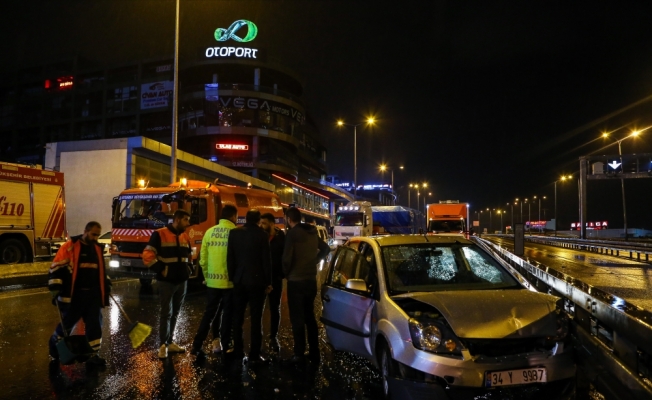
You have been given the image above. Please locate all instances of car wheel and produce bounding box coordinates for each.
[380,344,398,399]
[139,278,153,286]
[0,239,27,264]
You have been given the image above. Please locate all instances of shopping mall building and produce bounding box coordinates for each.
[0,19,354,232]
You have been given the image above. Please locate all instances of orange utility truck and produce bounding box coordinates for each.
[426,200,469,235]
[109,179,285,285]
[0,162,66,264]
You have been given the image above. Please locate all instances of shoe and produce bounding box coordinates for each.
[282,355,306,367]
[48,334,59,360]
[245,354,267,367]
[190,347,206,357]
[158,344,168,359]
[167,343,186,353]
[86,354,107,367]
[269,338,280,353]
[211,338,221,354]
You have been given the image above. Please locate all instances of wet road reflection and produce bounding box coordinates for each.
[486,236,652,311]
[0,279,383,399]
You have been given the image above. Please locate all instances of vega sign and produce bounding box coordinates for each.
[205,20,261,60]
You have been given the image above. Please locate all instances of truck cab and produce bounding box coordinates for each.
[333,201,372,244]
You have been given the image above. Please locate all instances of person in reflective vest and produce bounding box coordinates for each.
[142,209,192,359]
[48,221,111,367]
[190,204,238,356]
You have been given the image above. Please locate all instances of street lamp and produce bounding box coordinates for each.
[525,198,531,234]
[534,195,546,234]
[497,210,503,233]
[507,202,513,232]
[379,164,403,205]
[554,175,571,237]
[603,130,642,240]
[486,208,492,233]
[337,117,375,196]
[423,192,432,215]
[409,183,427,211]
[170,0,180,183]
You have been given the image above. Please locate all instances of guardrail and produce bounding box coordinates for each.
[474,237,652,399]
[524,235,652,263]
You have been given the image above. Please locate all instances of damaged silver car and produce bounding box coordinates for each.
[320,235,575,399]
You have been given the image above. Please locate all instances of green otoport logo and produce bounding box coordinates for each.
[214,20,258,42]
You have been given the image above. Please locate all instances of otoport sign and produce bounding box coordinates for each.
[204,20,262,59]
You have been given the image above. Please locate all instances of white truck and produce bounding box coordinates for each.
[333,202,373,243]
[333,201,422,244]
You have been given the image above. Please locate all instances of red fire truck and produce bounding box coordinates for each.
[109,179,285,285]
[0,162,66,264]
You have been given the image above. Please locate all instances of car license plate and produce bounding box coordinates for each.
[121,260,131,266]
[485,368,547,387]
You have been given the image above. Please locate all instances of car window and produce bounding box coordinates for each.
[100,232,111,240]
[357,243,379,297]
[330,246,358,288]
[381,243,520,293]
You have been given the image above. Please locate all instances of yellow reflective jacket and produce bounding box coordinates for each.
[200,219,236,289]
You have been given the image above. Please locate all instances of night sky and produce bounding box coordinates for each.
[2,1,652,229]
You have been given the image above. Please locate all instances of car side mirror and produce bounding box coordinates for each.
[345,278,368,292]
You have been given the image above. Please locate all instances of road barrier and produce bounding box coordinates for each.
[475,237,652,400]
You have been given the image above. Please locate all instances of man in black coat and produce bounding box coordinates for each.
[227,209,273,365]
[282,207,331,366]
[260,212,285,352]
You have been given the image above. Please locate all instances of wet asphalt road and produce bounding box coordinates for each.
[484,236,652,311]
[0,278,383,400]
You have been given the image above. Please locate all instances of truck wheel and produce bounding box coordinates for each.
[0,239,27,264]
[139,278,153,286]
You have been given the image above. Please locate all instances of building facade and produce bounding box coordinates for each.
[0,45,353,226]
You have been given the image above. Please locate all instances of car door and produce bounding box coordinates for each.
[321,243,375,357]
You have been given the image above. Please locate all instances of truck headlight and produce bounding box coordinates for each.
[109,260,120,268]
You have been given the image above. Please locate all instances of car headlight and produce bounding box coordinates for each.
[408,315,463,356]
[409,318,442,351]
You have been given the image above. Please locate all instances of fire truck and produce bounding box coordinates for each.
[0,162,66,264]
[109,179,285,285]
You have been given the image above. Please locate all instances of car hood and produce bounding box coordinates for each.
[402,290,560,339]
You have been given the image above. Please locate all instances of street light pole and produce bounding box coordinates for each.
[170,0,180,183]
[337,118,375,197]
[617,139,628,240]
[354,125,357,196]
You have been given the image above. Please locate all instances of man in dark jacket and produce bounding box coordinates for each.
[260,212,285,352]
[282,207,330,366]
[142,209,192,359]
[227,209,273,365]
[48,221,111,367]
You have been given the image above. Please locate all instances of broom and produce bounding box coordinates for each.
[110,294,152,349]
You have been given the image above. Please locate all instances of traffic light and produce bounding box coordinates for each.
[606,159,622,175]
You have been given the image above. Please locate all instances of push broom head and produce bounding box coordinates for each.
[128,321,152,349]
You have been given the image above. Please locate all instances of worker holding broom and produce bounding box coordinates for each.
[143,209,193,359]
[48,221,111,367]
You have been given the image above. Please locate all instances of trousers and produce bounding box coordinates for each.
[158,280,187,345]
[232,283,266,358]
[287,280,319,360]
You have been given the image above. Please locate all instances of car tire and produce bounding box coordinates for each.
[139,278,153,286]
[0,238,27,264]
[380,344,398,399]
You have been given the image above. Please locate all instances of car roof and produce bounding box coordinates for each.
[356,234,473,246]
